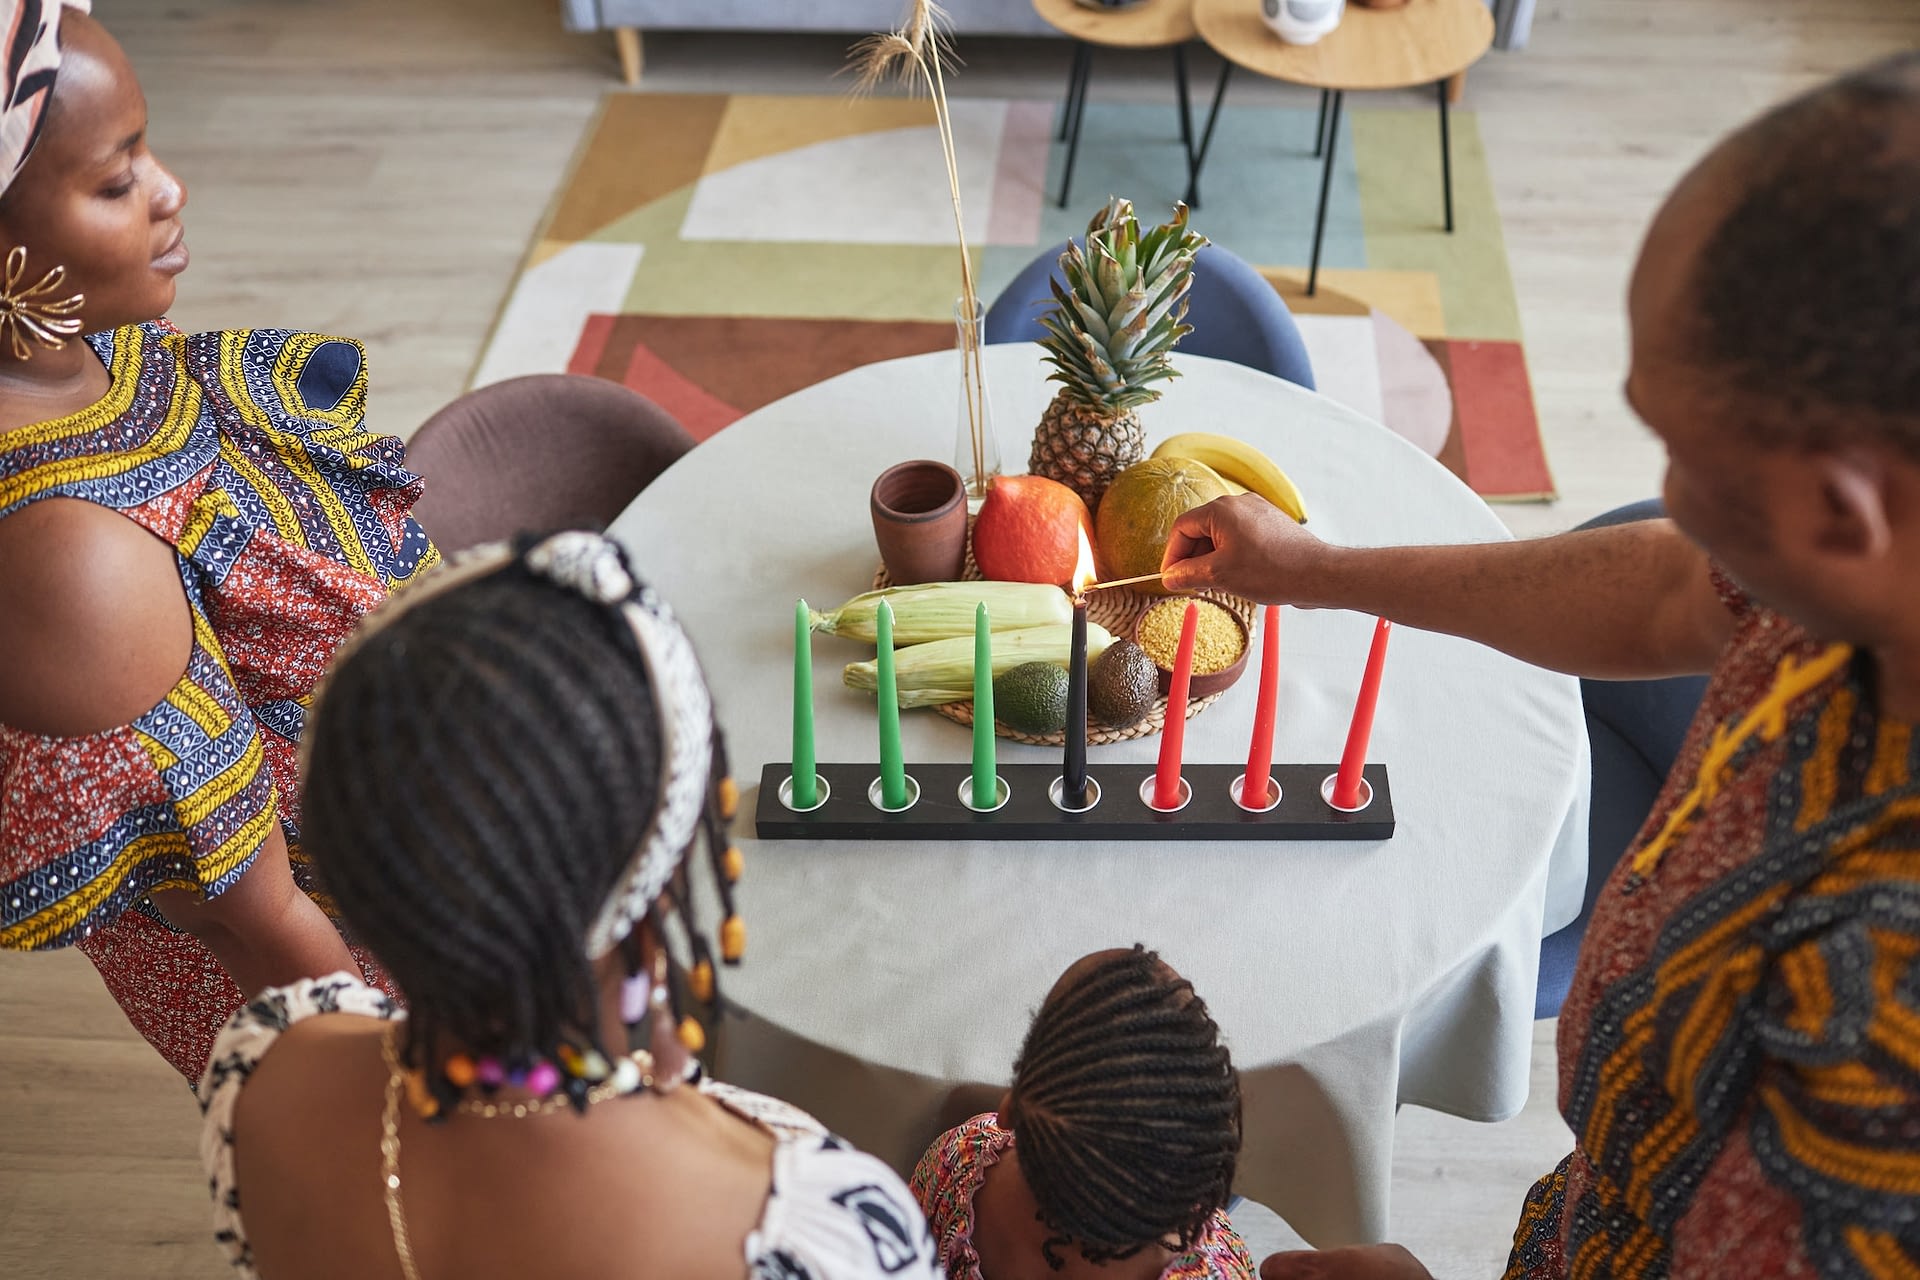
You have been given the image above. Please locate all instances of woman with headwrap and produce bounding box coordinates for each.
[0,1,437,1079]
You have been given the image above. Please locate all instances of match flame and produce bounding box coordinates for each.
[1072,526,1097,598]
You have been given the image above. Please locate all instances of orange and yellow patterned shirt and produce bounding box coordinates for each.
[1506,577,1920,1278]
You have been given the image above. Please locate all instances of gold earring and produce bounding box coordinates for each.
[0,246,85,361]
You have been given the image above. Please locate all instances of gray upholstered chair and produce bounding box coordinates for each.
[1537,498,1709,1019]
[987,241,1316,391]
[406,375,694,554]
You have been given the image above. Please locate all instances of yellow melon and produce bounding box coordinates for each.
[1093,458,1232,596]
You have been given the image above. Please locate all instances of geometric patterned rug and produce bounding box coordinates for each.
[474,92,1553,501]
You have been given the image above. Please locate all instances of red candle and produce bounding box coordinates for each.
[1153,602,1201,809]
[1332,618,1392,809]
[1243,605,1281,807]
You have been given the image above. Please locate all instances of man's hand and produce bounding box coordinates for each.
[1260,1245,1434,1280]
[1160,495,1332,604]
[1158,498,1727,681]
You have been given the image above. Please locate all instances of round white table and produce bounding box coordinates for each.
[607,348,1588,1247]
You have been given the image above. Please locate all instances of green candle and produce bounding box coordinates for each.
[792,599,818,808]
[971,602,997,808]
[876,599,909,809]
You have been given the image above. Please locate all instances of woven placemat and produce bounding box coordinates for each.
[873,529,1255,746]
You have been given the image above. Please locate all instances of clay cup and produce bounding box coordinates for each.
[871,460,968,585]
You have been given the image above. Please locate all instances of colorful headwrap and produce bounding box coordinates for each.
[2,0,90,199]
[315,530,725,960]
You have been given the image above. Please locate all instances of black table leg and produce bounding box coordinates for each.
[1059,43,1092,210]
[1184,59,1232,209]
[1313,88,1331,157]
[1437,79,1455,233]
[1307,89,1343,297]
[1174,45,1197,209]
[1058,42,1085,141]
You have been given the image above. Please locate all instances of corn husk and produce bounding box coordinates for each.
[844,623,1113,709]
[811,582,1072,646]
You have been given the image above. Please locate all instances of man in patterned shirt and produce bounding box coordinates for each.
[1162,52,1920,1280]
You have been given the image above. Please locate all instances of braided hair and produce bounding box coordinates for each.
[1003,946,1240,1267]
[299,537,741,1113]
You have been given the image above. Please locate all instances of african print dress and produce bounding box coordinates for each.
[0,319,437,1078]
[913,1114,1255,1280]
[1505,577,1920,1278]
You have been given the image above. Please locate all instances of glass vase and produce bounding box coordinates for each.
[953,295,1002,503]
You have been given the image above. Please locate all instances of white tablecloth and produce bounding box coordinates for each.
[607,348,1588,1246]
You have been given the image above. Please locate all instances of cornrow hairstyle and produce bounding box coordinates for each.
[300,534,742,1116]
[1004,945,1241,1268]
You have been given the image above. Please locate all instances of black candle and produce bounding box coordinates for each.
[1065,594,1089,808]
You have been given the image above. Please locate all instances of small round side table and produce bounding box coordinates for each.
[1033,0,1232,210]
[1191,0,1494,294]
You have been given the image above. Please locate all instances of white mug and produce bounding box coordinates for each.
[1261,0,1347,45]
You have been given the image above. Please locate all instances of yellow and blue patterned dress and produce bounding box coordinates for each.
[1505,577,1920,1278]
[0,319,437,1078]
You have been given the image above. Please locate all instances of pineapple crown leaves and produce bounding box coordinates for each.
[1037,198,1210,412]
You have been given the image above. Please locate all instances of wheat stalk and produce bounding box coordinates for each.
[849,1,993,497]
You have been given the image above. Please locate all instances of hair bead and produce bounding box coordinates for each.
[404,1069,441,1120]
[721,915,746,963]
[677,1016,707,1054]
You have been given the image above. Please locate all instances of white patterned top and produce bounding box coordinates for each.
[198,973,940,1280]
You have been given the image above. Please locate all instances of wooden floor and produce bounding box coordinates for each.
[4,1,1918,1275]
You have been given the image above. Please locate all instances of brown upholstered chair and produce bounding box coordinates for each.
[405,375,695,553]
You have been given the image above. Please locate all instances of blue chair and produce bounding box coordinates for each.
[1537,498,1709,1019]
[984,242,1316,392]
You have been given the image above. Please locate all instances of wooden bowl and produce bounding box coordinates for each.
[1135,602,1251,700]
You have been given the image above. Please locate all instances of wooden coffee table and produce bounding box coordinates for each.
[1033,0,1231,210]
[1191,0,1494,293]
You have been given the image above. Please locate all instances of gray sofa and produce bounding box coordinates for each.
[563,0,1533,84]
[563,0,1054,82]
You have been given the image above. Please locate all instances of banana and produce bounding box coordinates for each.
[1151,432,1308,522]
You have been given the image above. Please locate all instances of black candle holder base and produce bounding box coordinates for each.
[755,762,1393,841]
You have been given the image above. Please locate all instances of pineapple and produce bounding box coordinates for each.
[1029,198,1208,512]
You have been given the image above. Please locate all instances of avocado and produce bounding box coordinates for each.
[1088,639,1159,729]
[994,661,1071,735]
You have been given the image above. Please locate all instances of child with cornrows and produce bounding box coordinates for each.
[913,945,1255,1280]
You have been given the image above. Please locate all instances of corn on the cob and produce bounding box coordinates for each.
[844,623,1113,708]
[811,582,1073,646]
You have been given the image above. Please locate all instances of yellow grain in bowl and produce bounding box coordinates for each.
[1137,598,1245,676]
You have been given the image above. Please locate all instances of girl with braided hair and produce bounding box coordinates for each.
[195,532,940,1280]
[913,946,1254,1280]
